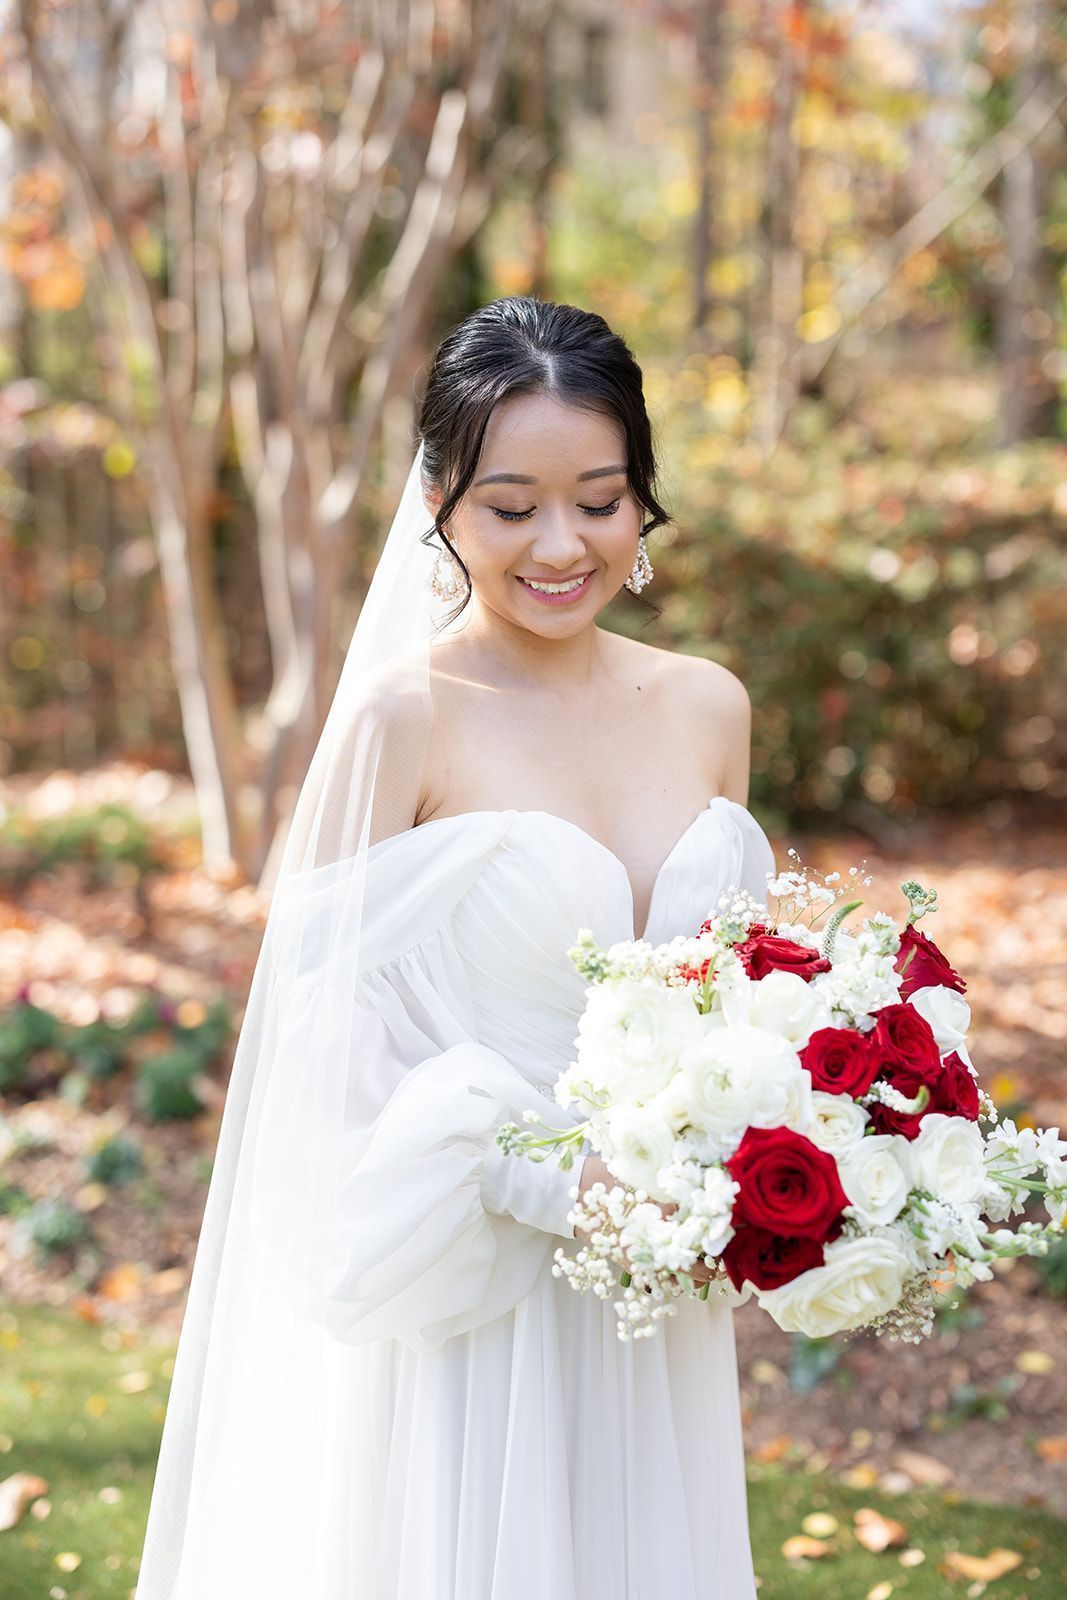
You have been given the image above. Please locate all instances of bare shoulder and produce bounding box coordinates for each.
[616,635,750,718]
[618,638,753,801]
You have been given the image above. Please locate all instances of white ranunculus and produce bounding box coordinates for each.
[757,1232,912,1337]
[837,1134,910,1227]
[676,1026,807,1147]
[744,969,834,1048]
[808,1091,870,1157]
[908,985,971,1058]
[900,1112,985,1205]
[602,1102,679,1196]
[575,979,703,1100]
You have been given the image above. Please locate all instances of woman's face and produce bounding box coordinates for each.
[426,392,644,635]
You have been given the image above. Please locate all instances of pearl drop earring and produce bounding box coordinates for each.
[430,541,466,601]
[624,534,654,594]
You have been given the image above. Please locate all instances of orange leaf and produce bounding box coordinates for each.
[939,1548,1023,1582]
[892,1448,953,1487]
[781,1534,834,1559]
[755,1433,792,1463]
[1035,1435,1067,1463]
[98,1263,142,1302]
[854,1507,908,1552]
[0,1473,49,1532]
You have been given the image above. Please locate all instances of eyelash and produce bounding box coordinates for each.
[491,498,622,523]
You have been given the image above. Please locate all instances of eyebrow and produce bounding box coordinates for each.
[473,464,627,487]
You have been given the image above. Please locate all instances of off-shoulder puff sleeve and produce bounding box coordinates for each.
[258,815,592,1357]
[318,925,590,1353]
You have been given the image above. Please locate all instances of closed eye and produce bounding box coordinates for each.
[492,498,622,523]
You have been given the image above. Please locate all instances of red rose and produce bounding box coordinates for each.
[895,925,966,1002]
[929,1052,980,1121]
[721,1225,829,1293]
[733,923,831,983]
[800,1027,880,1099]
[726,1126,849,1240]
[871,1003,942,1084]
[865,1066,932,1140]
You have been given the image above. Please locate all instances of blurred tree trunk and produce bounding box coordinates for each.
[17,0,521,881]
[750,0,807,456]
[993,0,1060,443]
[691,0,727,338]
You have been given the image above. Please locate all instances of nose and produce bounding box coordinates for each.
[526,505,587,568]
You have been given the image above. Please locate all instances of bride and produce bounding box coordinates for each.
[135,296,776,1598]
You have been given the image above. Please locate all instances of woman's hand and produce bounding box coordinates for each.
[575,1156,717,1289]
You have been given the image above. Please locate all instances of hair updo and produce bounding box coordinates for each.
[416,295,670,627]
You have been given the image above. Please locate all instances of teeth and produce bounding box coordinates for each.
[523,575,588,594]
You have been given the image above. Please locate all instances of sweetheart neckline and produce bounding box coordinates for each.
[405,794,748,943]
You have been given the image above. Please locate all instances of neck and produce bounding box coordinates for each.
[437,592,609,691]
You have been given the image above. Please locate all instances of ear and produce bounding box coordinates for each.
[422,480,443,518]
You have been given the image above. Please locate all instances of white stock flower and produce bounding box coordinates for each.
[900,1112,985,1205]
[808,1091,870,1157]
[908,985,971,1059]
[837,1134,910,1227]
[757,1232,912,1337]
[721,967,833,1048]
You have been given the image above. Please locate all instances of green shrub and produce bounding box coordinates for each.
[23,1197,92,1259]
[0,802,162,891]
[0,1001,61,1094]
[135,1048,205,1122]
[85,1131,144,1187]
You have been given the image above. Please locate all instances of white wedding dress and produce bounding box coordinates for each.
[164,794,774,1600]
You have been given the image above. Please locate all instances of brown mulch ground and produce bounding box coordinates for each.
[1,765,1065,1517]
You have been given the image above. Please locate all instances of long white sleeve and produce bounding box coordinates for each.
[316,927,590,1353]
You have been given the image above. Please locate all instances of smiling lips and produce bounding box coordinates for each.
[516,571,595,604]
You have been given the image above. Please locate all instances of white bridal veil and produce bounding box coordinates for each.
[134,442,506,1595]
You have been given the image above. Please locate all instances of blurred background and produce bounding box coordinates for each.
[1,2,1066,1596]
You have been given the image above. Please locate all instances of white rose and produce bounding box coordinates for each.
[908,985,972,1060]
[900,1112,985,1205]
[808,1091,870,1157]
[602,1103,679,1196]
[743,969,834,1048]
[757,1232,912,1337]
[837,1134,910,1227]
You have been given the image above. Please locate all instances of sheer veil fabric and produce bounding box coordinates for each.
[134,443,504,1594]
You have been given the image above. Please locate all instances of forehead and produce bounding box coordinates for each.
[477,392,626,475]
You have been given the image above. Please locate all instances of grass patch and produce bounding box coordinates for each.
[0,1302,1064,1598]
[747,1466,1066,1597]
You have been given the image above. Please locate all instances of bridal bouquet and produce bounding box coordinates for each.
[496,856,1067,1342]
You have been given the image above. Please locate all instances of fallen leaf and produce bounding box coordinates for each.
[781,1534,834,1559]
[1034,1435,1067,1463]
[1015,1349,1054,1376]
[55,1551,82,1572]
[754,1434,791,1463]
[71,1295,101,1324]
[840,1463,880,1489]
[892,1449,953,1487]
[802,1512,839,1537]
[939,1548,1023,1582]
[115,1370,151,1394]
[98,1263,142,1302]
[854,1507,908,1552]
[749,1359,785,1386]
[0,1473,49,1532]
[867,1584,895,1600]
[898,1548,926,1567]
